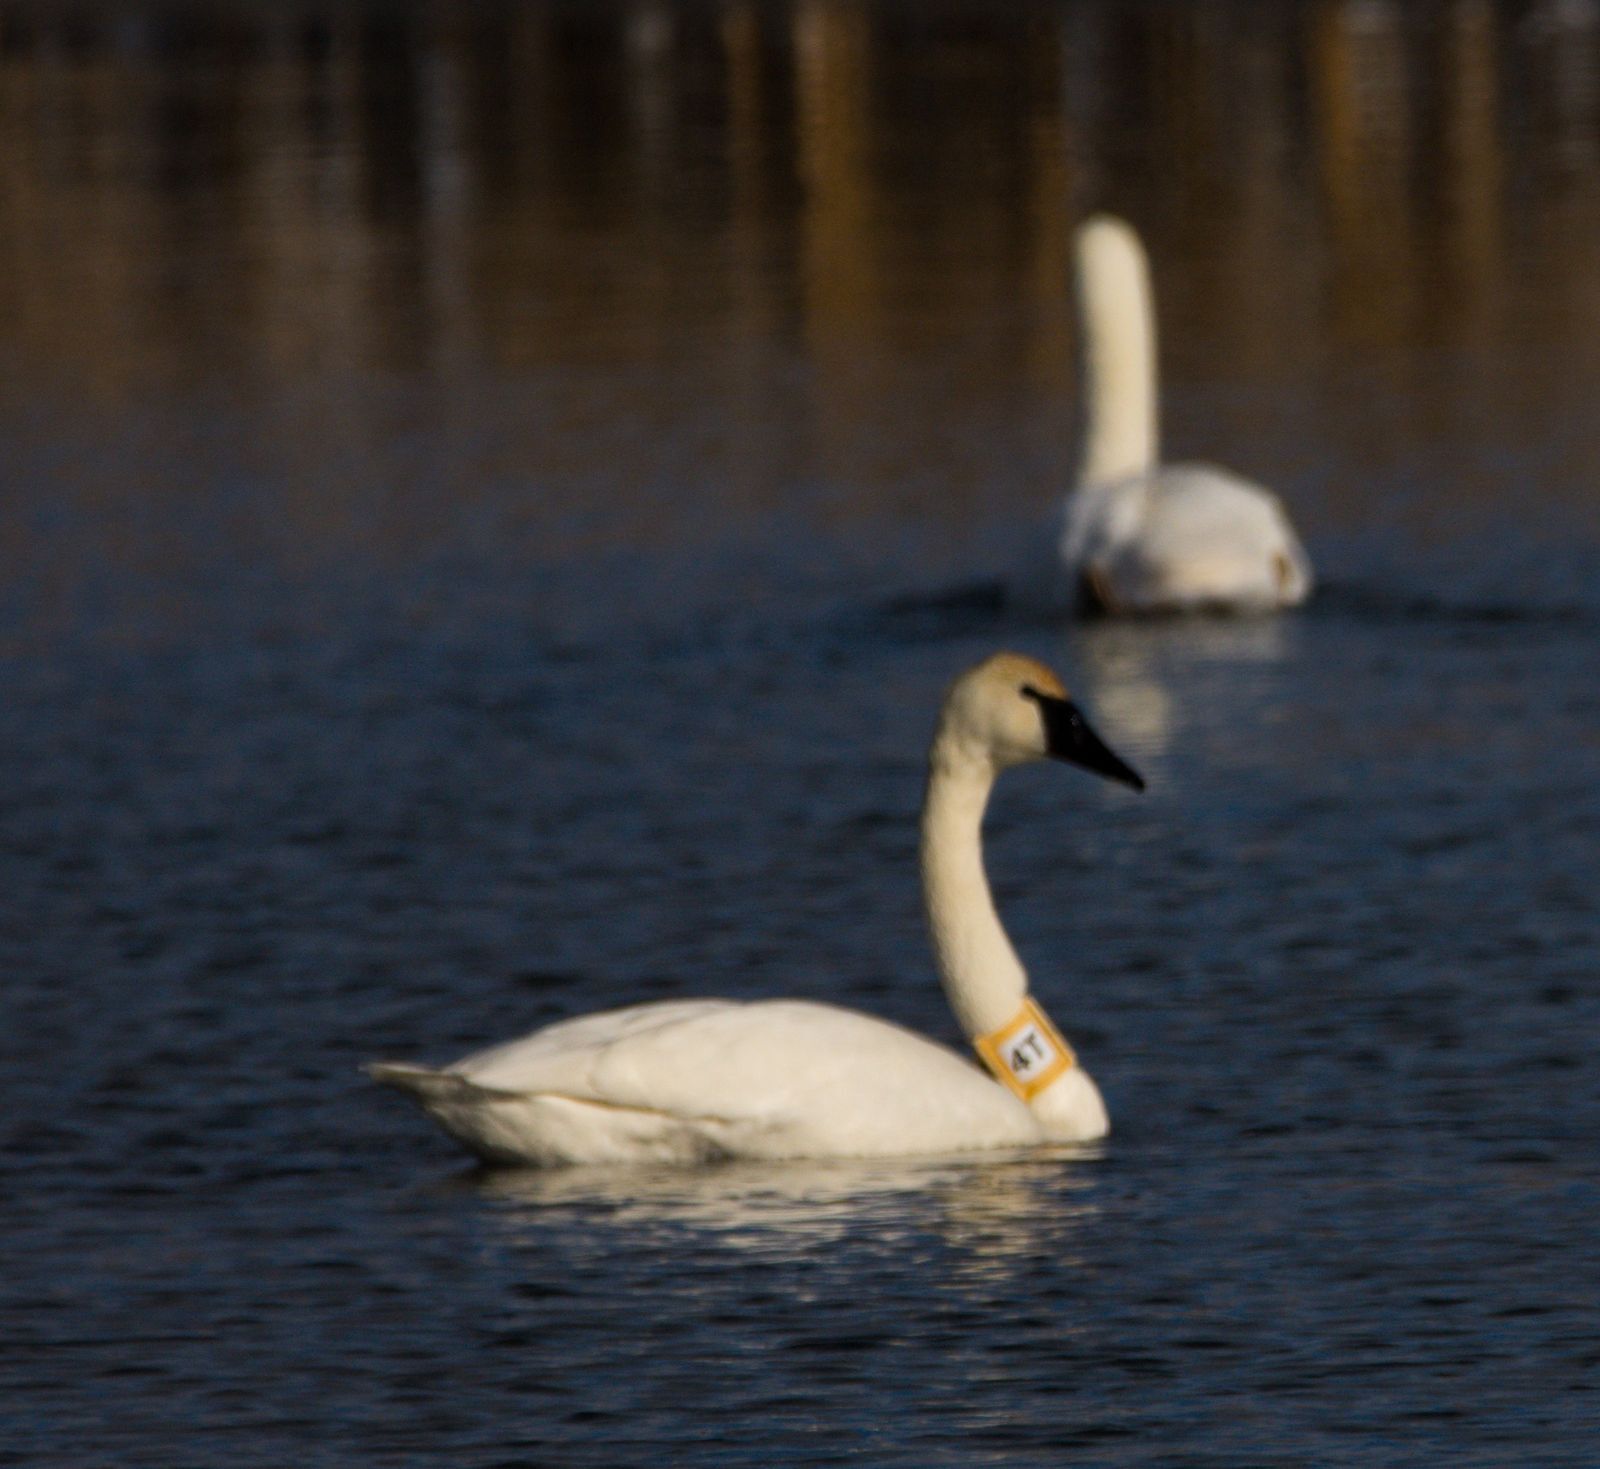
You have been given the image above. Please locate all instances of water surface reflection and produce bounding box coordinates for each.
[472,1149,1101,1272]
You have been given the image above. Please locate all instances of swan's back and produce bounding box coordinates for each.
[370,999,1044,1165]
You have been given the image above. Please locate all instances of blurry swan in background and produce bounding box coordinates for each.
[369,652,1144,1167]
[1061,214,1313,615]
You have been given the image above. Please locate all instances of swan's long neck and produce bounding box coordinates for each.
[1076,218,1158,486]
[919,750,1030,1041]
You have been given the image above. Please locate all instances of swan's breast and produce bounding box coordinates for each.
[1072,463,1311,610]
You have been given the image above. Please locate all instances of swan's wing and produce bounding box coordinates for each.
[1144,463,1290,535]
[1145,464,1312,597]
[454,999,741,1086]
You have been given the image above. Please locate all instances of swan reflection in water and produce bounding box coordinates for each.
[465,1149,1102,1270]
[1071,612,1301,767]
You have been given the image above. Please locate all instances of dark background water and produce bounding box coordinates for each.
[2,1,1598,1463]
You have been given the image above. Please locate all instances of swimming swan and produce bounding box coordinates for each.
[1062,214,1313,614]
[368,652,1144,1166]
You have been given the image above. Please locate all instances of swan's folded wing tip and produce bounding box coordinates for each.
[365,1061,521,1102]
[366,1060,439,1093]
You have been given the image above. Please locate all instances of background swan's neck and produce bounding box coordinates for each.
[920,753,1030,1041]
[1076,219,1159,486]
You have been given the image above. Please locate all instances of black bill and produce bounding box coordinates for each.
[1022,687,1146,792]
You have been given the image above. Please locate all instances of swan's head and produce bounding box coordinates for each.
[935,652,1145,790]
[1074,213,1149,282]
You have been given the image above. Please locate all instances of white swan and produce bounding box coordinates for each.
[368,652,1144,1166]
[1062,214,1313,615]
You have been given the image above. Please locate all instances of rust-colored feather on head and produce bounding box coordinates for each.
[981,651,1068,701]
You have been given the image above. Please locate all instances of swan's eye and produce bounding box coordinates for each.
[1026,685,1080,730]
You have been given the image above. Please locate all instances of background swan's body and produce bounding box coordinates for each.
[1062,215,1313,614]
[370,653,1142,1167]
[1064,462,1313,614]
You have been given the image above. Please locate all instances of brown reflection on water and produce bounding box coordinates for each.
[1,0,1599,580]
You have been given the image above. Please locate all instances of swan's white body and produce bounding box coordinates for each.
[370,653,1141,1168]
[371,999,1079,1166]
[1062,216,1313,614]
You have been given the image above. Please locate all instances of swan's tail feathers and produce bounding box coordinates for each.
[1074,214,1158,486]
[365,1062,518,1103]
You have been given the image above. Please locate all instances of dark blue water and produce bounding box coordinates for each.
[3,2,1599,1463]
